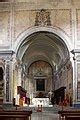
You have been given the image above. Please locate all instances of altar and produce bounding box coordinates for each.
[32,98,49,106]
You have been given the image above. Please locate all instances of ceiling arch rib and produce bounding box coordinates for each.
[24,54,54,70]
[22,40,62,66]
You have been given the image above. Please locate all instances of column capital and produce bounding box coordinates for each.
[71,49,80,54]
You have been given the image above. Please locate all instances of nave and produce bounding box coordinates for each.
[23,104,60,120]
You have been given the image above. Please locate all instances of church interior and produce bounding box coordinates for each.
[0,0,80,120]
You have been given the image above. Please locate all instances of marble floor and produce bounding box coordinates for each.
[31,112,59,120]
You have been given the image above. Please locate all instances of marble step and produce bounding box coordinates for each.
[29,105,61,113]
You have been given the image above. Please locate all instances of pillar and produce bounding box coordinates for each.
[4,59,13,103]
[70,50,80,106]
[2,58,13,109]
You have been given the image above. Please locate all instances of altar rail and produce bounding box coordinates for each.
[0,110,32,120]
[58,110,80,120]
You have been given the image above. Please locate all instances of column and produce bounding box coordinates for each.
[75,53,80,105]
[70,52,77,105]
[13,57,18,99]
[17,66,22,86]
[13,58,22,99]
[4,59,11,103]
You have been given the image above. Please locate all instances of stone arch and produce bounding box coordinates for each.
[13,26,72,54]
[13,26,73,105]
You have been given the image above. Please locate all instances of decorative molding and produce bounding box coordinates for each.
[35,9,51,26]
[0,50,14,61]
[14,9,72,40]
[71,49,80,54]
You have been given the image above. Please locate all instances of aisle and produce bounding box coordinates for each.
[31,112,59,120]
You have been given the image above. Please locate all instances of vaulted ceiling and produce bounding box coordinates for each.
[17,32,69,70]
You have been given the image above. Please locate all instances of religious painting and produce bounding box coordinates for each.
[36,79,45,91]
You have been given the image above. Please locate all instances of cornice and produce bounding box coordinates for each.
[0,50,14,55]
[0,2,80,11]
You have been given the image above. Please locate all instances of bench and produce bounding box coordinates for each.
[0,110,32,120]
[58,110,80,120]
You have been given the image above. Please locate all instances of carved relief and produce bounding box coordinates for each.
[14,9,71,40]
[35,9,51,26]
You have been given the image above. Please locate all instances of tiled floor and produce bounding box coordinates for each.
[31,112,59,120]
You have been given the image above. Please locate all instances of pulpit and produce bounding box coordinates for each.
[13,86,27,106]
[17,86,27,98]
[17,86,30,106]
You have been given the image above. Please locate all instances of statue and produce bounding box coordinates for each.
[48,90,53,104]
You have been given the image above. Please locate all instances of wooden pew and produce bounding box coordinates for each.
[58,110,80,120]
[0,110,32,120]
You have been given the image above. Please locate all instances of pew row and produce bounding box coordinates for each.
[0,110,32,120]
[58,110,80,120]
